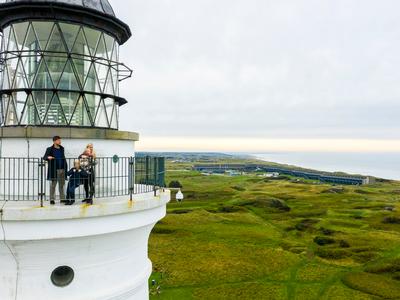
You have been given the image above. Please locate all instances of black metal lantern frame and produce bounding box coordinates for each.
[0,20,132,129]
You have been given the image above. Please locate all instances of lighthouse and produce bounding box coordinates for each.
[0,0,170,299]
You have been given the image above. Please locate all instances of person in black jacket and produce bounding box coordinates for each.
[43,136,68,205]
[66,160,88,205]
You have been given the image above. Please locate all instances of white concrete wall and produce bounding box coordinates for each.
[0,131,167,300]
[0,191,170,300]
[0,137,135,159]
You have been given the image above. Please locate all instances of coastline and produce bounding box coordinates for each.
[252,152,399,181]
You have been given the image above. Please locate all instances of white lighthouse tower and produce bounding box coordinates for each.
[0,1,170,299]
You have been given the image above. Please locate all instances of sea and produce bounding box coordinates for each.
[253,152,399,180]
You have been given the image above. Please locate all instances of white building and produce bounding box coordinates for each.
[0,1,170,299]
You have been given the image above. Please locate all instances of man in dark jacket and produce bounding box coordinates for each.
[43,136,68,205]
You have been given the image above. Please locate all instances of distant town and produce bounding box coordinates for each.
[138,152,376,186]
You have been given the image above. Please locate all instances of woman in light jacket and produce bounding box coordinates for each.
[79,144,96,204]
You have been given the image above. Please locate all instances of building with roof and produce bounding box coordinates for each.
[193,164,373,185]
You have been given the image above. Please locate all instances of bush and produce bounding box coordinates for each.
[294,219,319,232]
[217,206,245,213]
[321,187,346,194]
[238,198,291,212]
[269,199,291,212]
[170,209,192,215]
[352,251,379,263]
[342,272,400,299]
[354,189,371,194]
[315,248,349,259]
[365,258,400,274]
[290,210,327,218]
[320,227,335,236]
[313,236,335,246]
[231,185,246,192]
[393,273,400,281]
[169,181,183,188]
[339,240,350,248]
[382,217,400,224]
[152,227,176,234]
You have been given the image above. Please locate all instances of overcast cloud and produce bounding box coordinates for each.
[113,0,400,142]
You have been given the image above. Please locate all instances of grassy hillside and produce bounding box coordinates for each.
[149,160,400,299]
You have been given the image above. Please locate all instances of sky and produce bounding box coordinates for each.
[112,0,400,152]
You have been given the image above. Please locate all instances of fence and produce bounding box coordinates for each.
[0,156,166,205]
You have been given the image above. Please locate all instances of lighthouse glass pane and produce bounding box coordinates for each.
[84,27,101,55]
[59,23,80,51]
[32,22,53,50]
[0,21,121,128]
[46,25,66,52]
[13,22,29,49]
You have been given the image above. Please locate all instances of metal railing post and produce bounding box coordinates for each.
[39,158,45,207]
[91,157,96,200]
[153,157,157,196]
[129,157,134,201]
[145,156,150,187]
[159,157,166,188]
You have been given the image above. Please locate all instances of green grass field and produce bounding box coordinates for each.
[149,160,400,299]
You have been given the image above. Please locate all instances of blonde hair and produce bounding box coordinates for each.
[85,144,96,159]
[74,160,81,168]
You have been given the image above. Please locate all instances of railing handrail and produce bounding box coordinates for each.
[0,156,166,206]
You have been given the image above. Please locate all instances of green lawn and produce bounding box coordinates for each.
[149,162,400,300]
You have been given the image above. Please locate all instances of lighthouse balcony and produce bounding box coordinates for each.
[0,156,166,206]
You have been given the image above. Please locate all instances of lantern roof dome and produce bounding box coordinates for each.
[0,0,116,16]
[0,0,131,44]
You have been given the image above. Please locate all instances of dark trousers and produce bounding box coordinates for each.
[83,173,95,199]
[66,183,80,201]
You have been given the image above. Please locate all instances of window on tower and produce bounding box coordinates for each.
[0,20,127,129]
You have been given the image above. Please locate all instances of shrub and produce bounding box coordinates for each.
[321,187,346,194]
[239,198,291,212]
[152,227,176,234]
[217,206,245,213]
[320,227,335,236]
[169,180,183,188]
[315,248,349,259]
[342,272,400,299]
[382,217,400,224]
[295,219,319,232]
[313,236,335,246]
[352,251,379,263]
[231,186,246,192]
[290,210,327,218]
[354,189,371,194]
[339,240,350,248]
[170,209,192,215]
[393,273,400,281]
[269,199,291,212]
[350,246,375,253]
[365,258,400,274]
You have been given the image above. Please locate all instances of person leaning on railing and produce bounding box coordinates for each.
[43,136,68,205]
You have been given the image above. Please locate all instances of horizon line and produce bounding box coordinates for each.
[134,136,400,153]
